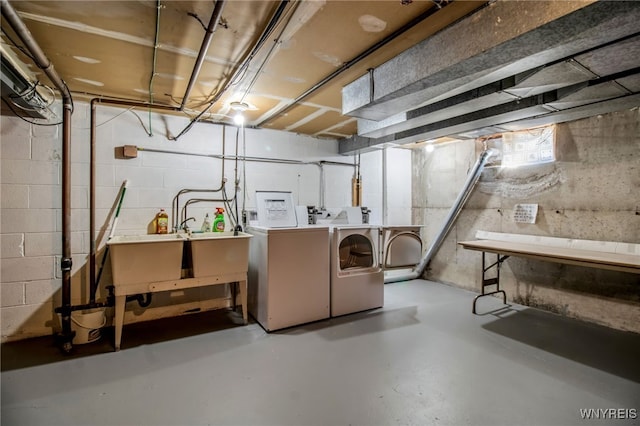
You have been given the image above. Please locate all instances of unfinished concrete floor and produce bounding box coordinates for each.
[2,279,639,426]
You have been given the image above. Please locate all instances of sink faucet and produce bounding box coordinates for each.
[179,217,196,232]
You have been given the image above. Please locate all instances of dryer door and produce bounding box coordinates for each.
[334,227,380,276]
[384,232,422,269]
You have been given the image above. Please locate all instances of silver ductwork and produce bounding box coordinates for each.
[339,1,640,154]
[384,148,498,284]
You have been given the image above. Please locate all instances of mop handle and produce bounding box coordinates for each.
[93,179,129,301]
[108,179,129,240]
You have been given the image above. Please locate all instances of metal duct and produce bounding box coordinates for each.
[340,1,640,154]
[385,148,497,284]
[343,1,640,120]
[355,33,640,142]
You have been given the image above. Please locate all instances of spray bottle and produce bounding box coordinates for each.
[201,213,211,232]
[213,207,225,232]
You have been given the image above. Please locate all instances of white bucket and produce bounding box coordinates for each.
[71,308,106,344]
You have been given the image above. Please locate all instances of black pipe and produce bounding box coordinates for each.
[54,300,113,314]
[127,293,153,308]
[59,98,73,351]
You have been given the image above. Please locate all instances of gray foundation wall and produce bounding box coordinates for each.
[413,108,640,333]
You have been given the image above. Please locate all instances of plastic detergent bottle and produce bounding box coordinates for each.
[156,208,168,234]
[213,207,225,232]
[201,213,211,232]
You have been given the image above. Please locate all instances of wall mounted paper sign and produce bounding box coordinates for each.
[513,203,538,224]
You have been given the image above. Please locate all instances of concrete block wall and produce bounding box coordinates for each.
[1,101,411,342]
[413,108,640,333]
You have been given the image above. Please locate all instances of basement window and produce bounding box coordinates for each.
[500,126,556,168]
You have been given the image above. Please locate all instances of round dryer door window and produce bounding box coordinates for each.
[339,234,374,270]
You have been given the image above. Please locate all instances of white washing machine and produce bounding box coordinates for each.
[330,225,384,317]
[247,225,330,331]
[246,191,330,331]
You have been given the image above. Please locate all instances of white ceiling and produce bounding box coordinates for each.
[1,0,485,138]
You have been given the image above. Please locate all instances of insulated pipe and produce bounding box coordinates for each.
[180,0,226,110]
[1,0,75,349]
[385,148,498,284]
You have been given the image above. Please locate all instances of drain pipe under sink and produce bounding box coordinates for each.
[385,148,498,284]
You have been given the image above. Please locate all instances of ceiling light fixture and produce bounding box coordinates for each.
[230,101,249,112]
[230,101,249,126]
[233,113,245,126]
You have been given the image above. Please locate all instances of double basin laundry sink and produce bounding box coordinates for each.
[107,232,252,285]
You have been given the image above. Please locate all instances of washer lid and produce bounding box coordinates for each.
[255,191,298,228]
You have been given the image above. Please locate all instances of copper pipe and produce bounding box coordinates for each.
[61,101,72,336]
[93,98,181,111]
[90,100,97,302]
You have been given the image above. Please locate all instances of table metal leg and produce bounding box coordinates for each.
[472,252,508,314]
[239,278,248,325]
[114,295,126,351]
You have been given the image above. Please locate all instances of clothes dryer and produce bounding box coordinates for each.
[330,225,383,317]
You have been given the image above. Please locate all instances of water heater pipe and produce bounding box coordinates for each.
[352,153,362,206]
[385,148,498,284]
